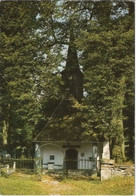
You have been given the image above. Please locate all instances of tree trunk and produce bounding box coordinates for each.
[111,76,126,163]
[2,104,10,150]
[3,119,8,146]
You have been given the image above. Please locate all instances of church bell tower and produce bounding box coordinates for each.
[61,30,83,103]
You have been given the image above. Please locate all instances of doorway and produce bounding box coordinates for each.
[65,149,78,169]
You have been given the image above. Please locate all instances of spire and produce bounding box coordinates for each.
[61,29,83,103]
[65,30,79,71]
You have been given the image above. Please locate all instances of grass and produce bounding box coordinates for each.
[0,172,134,195]
[0,175,51,195]
[61,177,135,195]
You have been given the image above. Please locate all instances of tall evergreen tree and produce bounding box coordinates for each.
[76,2,134,162]
[0,1,134,162]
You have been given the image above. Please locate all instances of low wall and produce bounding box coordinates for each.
[42,169,97,178]
[101,159,134,180]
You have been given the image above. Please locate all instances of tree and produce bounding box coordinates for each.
[0,1,42,156]
[0,1,134,162]
[76,2,134,162]
[0,1,65,157]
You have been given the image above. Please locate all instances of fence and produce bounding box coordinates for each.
[0,158,36,170]
[0,157,101,172]
[63,158,101,171]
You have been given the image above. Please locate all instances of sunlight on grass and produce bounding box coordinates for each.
[0,176,50,195]
[0,174,134,195]
[60,177,134,195]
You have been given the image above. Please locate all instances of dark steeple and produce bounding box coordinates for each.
[61,30,83,103]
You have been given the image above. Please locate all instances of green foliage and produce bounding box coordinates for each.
[75,2,134,161]
[0,1,134,162]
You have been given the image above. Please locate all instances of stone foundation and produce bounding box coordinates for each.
[41,159,134,180]
[101,159,134,180]
[112,165,134,177]
[42,169,97,178]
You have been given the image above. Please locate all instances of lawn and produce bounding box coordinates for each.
[0,172,134,195]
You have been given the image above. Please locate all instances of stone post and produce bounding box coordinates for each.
[102,141,110,159]
[13,162,16,170]
[101,159,115,181]
[6,165,9,175]
[101,141,113,180]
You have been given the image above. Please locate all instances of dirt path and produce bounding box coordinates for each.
[11,172,73,194]
[41,175,72,194]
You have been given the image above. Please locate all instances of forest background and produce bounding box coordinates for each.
[0,1,134,163]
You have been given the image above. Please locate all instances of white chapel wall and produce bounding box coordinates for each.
[41,144,64,169]
[77,143,93,158]
[40,142,103,170]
